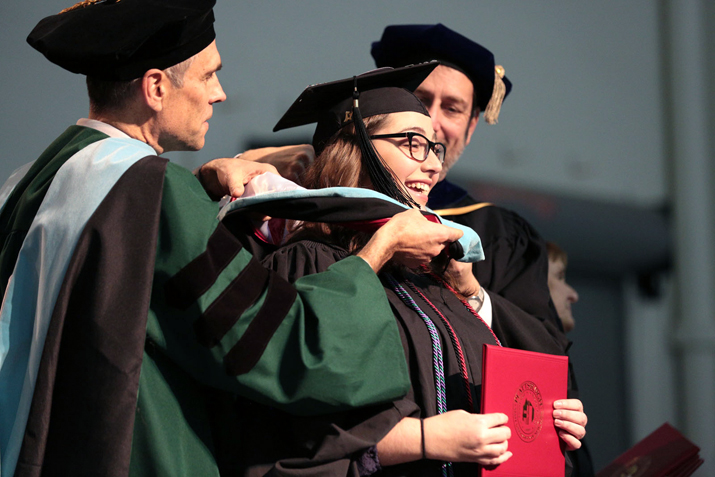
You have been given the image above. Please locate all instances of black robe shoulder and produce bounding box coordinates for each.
[253,240,507,477]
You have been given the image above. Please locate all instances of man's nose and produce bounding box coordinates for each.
[428,104,442,134]
[212,79,227,104]
[568,286,579,303]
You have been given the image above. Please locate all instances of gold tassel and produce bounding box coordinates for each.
[60,0,120,15]
[483,65,506,125]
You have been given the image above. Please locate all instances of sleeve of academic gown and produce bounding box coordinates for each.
[154,163,411,415]
[187,239,416,477]
[13,157,410,477]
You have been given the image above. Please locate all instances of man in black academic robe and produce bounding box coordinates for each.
[371,23,594,476]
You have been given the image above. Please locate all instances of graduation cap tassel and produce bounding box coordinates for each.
[351,78,420,208]
[484,65,506,125]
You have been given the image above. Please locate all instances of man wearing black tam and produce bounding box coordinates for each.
[372,24,595,476]
[0,4,464,475]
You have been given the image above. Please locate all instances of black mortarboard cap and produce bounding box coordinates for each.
[27,0,216,81]
[274,62,437,153]
[274,62,439,207]
[371,24,512,124]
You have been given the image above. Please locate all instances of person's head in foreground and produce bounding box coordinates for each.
[274,62,446,210]
[371,24,512,181]
[273,62,458,262]
[547,241,579,332]
[27,0,225,155]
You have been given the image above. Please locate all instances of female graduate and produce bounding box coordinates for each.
[234,63,587,477]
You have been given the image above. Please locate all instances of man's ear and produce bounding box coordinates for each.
[464,111,479,146]
[141,69,168,112]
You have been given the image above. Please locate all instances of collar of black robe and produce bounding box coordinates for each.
[27,0,216,81]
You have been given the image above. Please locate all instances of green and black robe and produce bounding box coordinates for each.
[0,124,410,477]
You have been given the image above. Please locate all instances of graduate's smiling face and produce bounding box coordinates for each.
[370,111,443,207]
[159,40,226,152]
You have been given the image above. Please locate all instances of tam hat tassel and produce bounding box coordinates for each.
[484,65,506,125]
[350,77,419,208]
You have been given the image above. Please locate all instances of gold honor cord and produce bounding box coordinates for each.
[60,0,120,14]
[433,202,492,217]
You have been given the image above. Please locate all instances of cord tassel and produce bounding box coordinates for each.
[351,77,419,207]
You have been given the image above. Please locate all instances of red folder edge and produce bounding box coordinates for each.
[480,344,569,477]
[595,422,702,477]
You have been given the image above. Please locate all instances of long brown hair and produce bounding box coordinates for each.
[290,114,390,253]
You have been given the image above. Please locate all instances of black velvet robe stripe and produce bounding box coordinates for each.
[164,223,244,310]
[15,156,168,477]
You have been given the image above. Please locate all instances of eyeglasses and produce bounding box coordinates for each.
[369,132,446,164]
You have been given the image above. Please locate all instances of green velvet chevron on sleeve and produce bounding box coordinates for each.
[148,162,409,416]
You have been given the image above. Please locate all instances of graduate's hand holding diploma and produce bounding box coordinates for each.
[553,399,587,450]
[376,411,512,467]
[375,401,587,467]
[426,411,513,465]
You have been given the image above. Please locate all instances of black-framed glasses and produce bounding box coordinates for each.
[369,132,446,164]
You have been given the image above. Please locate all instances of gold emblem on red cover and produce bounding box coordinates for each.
[609,456,652,477]
[513,381,543,442]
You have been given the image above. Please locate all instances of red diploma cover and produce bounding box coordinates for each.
[480,344,569,477]
[595,422,703,477]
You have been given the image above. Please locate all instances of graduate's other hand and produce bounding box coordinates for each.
[446,259,480,298]
[553,399,587,450]
[197,158,278,200]
[358,209,463,272]
[427,410,512,465]
[240,145,315,184]
[375,412,511,467]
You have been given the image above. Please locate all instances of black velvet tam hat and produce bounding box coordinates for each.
[274,62,439,207]
[371,24,512,124]
[27,0,216,81]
